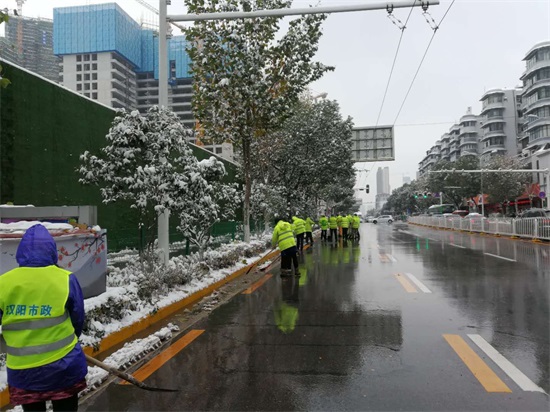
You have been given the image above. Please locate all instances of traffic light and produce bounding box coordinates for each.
[414,193,419,199]
[366,184,370,193]
[423,192,428,199]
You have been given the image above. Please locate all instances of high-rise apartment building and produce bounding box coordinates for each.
[0,15,60,82]
[53,3,234,162]
[520,41,550,195]
[376,167,390,210]
[479,89,521,163]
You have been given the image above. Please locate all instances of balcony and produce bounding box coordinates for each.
[480,101,505,115]
[482,144,506,155]
[460,137,478,146]
[520,59,550,81]
[459,126,477,135]
[481,130,506,141]
[481,117,505,128]
[522,78,550,97]
[524,116,550,133]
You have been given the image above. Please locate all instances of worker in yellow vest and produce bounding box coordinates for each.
[341,213,350,240]
[328,215,338,242]
[304,217,315,245]
[352,213,361,240]
[292,216,306,253]
[272,219,299,277]
[0,224,87,411]
[319,214,329,241]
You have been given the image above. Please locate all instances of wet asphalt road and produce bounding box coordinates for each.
[83,224,550,411]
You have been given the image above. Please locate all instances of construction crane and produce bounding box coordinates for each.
[132,0,186,33]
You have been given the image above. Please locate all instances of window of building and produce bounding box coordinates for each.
[84,55,90,61]
[77,74,82,81]
[84,64,90,71]
[92,73,97,80]
[92,54,97,61]
[215,147,223,154]
[84,93,90,97]
[92,63,97,70]
[84,83,90,91]
[92,92,98,100]
[77,64,82,71]
[84,73,90,81]
[76,55,82,62]
[92,83,97,90]
[77,84,82,91]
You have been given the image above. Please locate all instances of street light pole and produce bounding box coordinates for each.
[158,0,170,265]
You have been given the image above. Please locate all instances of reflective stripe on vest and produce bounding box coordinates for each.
[2,311,69,331]
[5,333,75,356]
[278,229,294,243]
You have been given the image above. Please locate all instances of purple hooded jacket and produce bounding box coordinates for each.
[0,224,88,391]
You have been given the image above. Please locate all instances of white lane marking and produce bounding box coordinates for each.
[467,334,546,393]
[404,273,432,294]
[484,253,516,262]
[450,243,466,249]
[387,254,397,262]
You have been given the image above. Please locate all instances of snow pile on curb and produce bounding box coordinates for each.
[84,323,179,393]
[81,234,271,347]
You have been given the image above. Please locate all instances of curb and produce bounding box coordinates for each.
[0,247,281,408]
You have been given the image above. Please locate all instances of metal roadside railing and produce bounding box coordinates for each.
[408,216,550,241]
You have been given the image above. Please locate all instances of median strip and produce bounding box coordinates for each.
[467,334,545,393]
[404,273,432,293]
[443,334,511,393]
[395,273,418,293]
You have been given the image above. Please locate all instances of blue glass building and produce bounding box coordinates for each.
[53,3,193,126]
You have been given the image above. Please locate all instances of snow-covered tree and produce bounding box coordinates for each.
[483,155,531,208]
[428,155,481,208]
[175,157,242,259]
[79,107,240,256]
[265,99,355,217]
[184,0,333,241]
[79,107,194,249]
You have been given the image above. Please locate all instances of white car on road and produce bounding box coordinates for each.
[373,215,393,224]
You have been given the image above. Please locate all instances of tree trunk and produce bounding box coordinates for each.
[243,137,252,242]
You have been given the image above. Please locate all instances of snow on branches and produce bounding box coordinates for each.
[79,106,240,254]
[184,0,333,241]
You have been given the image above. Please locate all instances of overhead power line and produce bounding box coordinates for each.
[392,0,456,125]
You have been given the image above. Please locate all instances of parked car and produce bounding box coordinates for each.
[517,208,550,238]
[452,210,469,218]
[372,215,393,224]
[365,215,375,223]
[518,208,550,218]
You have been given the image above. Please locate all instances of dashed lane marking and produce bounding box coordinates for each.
[450,243,466,249]
[394,273,418,293]
[120,329,205,384]
[484,253,516,262]
[242,274,273,294]
[404,273,432,293]
[443,334,511,393]
[467,334,545,393]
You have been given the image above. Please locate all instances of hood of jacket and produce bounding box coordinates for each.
[16,224,58,267]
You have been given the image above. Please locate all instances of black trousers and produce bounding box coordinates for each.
[281,246,299,271]
[329,228,337,241]
[342,227,349,240]
[305,231,313,244]
[321,229,327,240]
[22,395,79,412]
[296,233,305,252]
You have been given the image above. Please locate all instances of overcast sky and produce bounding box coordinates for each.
[4,0,549,207]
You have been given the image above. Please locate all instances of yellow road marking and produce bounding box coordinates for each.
[443,334,511,393]
[395,273,418,293]
[379,254,390,263]
[120,329,205,384]
[242,273,273,294]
